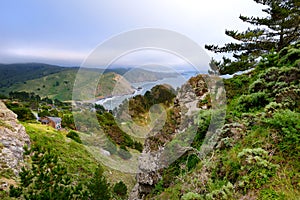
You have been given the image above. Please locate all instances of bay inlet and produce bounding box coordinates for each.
[96,71,199,110]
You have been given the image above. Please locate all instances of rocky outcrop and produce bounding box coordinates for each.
[129,75,215,200]
[0,101,30,190]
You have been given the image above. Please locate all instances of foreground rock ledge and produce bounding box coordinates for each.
[0,101,30,190]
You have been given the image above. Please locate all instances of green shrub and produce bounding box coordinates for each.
[66,131,82,144]
[6,102,35,121]
[264,110,300,155]
[9,146,86,199]
[62,114,76,130]
[249,78,266,93]
[113,181,127,198]
[275,86,300,111]
[237,148,278,191]
[87,165,111,200]
[264,102,282,113]
[152,179,164,195]
[237,92,269,112]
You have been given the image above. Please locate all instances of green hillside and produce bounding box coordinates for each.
[0,63,70,88]
[3,69,134,101]
[1,65,177,101]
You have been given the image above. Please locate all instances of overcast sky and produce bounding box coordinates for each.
[0,0,267,69]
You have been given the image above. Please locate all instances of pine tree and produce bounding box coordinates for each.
[9,145,85,200]
[87,165,111,200]
[205,0,300,74]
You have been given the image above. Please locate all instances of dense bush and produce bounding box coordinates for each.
[62,114,76,130]
[5,102,35,121]
[66,130,82,144]
[113,181,127,198]
[237,148,278,192]
[237,92,269,112]
[248,78,266,93]
[9,145,86,199]
[87,165,111,200]
[264,110,300,155]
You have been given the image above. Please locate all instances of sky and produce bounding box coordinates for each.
[0,0,267,69]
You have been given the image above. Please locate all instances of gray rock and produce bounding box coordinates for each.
[129,74,212,200]
[0,101,31,188]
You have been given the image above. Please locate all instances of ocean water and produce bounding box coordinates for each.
[96,71,199,110]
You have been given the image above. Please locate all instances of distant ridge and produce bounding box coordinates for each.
[0,63,179,101]
[0,63,73,88]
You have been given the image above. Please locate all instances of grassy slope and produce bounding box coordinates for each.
[2,67,177,102]
[22,123,136,188]
[4,69,134,101]
[0,63,70,88]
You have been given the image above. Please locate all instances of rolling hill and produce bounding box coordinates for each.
[0,63,178,101]
[3,69,135,101]
[0,63,71,88]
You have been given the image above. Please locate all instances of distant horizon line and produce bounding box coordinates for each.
[0,62,204,72]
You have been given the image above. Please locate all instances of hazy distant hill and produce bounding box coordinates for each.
[120,68,178,83]
[0,63,71,88]
[3,69,134,101]
[0,63,177,101]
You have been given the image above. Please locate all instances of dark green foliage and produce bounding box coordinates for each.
[9,91,41,102]
[132,141,143,152]
[9,145,86,200]
[66,131,82,144]
[205,0,300,74]
[38,109,51,117]
[62,114,76,130]
[264,110,300,156]
[113,181,127,198]
[224,74,252,100]
[5,102,35,121]
[237,92,269,112]
[0,93,7,99]
[95,103,106,114]
[0,63,69,88]
[87,165,111,200]
[42,97,53,104]
[186,155,200,171]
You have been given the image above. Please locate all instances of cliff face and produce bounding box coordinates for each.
[0,101,30,190]
[130,75,213,200]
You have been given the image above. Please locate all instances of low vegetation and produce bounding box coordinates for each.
[148,42,300,199]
